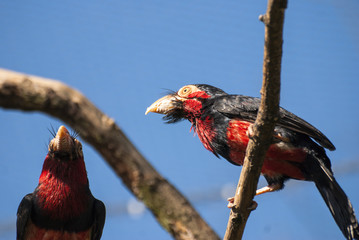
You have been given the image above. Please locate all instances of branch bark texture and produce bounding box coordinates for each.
[0,68,220,240]
[224,0,287,239]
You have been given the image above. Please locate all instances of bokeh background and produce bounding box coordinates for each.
[1,1,359,239]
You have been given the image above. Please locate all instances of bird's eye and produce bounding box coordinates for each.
[48,141,54,151]
[77,141,82,151]
[178,86,193,97]
[73,139,83,152]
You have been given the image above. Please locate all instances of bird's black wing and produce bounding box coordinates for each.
[210,95,260,121]
[277,107,335,150]
[212,95,335,150]
[16,193,33,240]
[91,199,106,240]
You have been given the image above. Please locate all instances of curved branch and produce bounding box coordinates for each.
[224,0,287,239]
[0,68,220,240]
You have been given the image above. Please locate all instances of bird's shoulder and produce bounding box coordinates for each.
[17,193,34,240]
[91,199,106,240]
[205,94,259,122]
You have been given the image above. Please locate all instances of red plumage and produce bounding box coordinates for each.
[225,120,307,180]
[36,154,89,220]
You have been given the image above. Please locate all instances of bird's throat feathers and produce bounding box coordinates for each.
[36,154,90,220]
[183,99,204,119]
[183,98,219,155]
[190,116,217,154]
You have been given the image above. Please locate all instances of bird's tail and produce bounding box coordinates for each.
[309,154,359,239]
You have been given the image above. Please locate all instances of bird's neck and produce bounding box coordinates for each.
[35,155,91,220]
[190,116,216,154]
[184,99,219,154]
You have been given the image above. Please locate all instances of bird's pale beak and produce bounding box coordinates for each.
[145,94,180,115]
[52,125,72,152]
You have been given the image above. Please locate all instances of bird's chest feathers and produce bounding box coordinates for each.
[191,116,216,153]
[35,158,90,220]
[184,100,217,153]
[226,120,251,164]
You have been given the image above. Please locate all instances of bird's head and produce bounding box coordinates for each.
[145,84,227,123]
[48,125,83,161]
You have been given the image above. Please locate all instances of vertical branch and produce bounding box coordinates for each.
[223,0,287,239]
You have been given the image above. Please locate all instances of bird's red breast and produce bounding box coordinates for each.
[36,154,90,220]
[226,120,306,180]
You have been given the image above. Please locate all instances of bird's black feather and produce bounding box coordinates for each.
[17,193,33,240]
[91,199,106,240]
[212,94,335,150]
[305,152,359,240]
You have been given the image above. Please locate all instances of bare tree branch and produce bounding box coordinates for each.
[0,68,220,240]
[223,0,287,239]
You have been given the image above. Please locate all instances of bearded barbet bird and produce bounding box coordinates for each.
[17,126,106,240]
[146,84,359,240]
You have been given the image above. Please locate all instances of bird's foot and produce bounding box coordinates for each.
[227,197,235,208]
[227,197,258,210]
[256,184,282,195]
[227,184,281,208]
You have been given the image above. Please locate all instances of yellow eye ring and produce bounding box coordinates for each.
[178,86,193,97]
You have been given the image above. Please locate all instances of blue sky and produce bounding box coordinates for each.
[0,1,359,239]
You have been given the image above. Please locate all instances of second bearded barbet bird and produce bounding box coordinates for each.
[146,84,359,240]
[16,126,106,240]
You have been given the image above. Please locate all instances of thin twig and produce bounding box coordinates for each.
[223,0,287,239]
